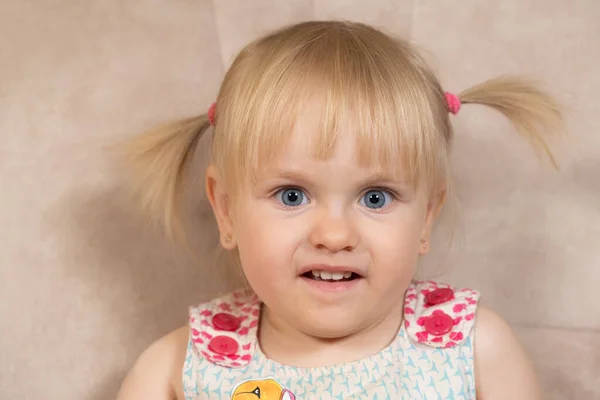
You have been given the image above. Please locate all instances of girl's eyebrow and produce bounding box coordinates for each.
[358,175,414,196]
[357,172,407,185]
[263,168,409,188]
[258,168,314,186]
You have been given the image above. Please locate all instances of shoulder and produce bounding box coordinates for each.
[403,280,480,348]
[189,289,261,368]
[474,306,541,400]
[116,325,189,400]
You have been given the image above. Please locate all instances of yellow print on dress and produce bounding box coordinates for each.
[231,378,297,400]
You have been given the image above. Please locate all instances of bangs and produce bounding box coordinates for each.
[212,21,451,195]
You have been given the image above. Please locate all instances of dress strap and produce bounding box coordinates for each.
[403,280,481,348]
[188,289,261,368]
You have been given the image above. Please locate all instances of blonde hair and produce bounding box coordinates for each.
[119,20,564,243]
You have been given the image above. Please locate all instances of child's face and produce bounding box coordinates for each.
[209,115,440,340]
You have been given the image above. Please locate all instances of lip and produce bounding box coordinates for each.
[298,264,365,278]
[300,276,362,293]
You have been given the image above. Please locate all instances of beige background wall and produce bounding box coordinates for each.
[1,1,598,399]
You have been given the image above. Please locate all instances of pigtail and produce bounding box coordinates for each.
[117,114,211,243]
[458,76,565,168]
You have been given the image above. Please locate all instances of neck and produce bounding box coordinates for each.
[258,301,404,368]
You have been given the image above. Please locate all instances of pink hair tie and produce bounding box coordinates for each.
[207,102,217,125]
[444,92,461,115]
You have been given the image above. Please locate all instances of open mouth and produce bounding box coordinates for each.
[301,270,361,282]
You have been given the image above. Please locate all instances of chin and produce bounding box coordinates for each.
[295,311,367,340]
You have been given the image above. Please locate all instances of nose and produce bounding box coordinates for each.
[309,208,359,252]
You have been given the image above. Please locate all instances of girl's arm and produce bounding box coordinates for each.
[115,326,188,400]
[475,307,542,399]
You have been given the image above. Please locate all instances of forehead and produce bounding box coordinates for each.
[258,112,406,182]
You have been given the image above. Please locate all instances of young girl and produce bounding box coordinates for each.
[116,20,563,400]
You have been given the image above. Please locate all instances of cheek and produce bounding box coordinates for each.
[370,203,426,242]
[232,204,303,276]
[364,208,426,269]
[380,220,423,252]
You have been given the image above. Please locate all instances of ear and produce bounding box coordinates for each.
[205,164,236,249]
[419,188,447,255]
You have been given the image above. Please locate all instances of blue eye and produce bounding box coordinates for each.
[360,189,393,209]
[276,188,308,207]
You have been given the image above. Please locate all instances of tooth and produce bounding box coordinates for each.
[343,272,352,279]
[311,270,320,278]
[320,271,332,280]
[331,272,344,280]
